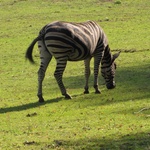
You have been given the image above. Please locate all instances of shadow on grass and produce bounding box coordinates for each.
[0,97,63,114]
[63,63,150,100]
[116,63,150,98]
[44,132,150,150]
[1,61,150,114]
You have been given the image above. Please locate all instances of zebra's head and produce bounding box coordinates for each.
[101,51,120,89]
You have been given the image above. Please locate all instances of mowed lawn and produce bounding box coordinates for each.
[0,0,150,149]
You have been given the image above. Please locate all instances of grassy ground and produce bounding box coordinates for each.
[0,0,150,149]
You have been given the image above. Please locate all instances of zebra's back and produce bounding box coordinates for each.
[40,21,107,61]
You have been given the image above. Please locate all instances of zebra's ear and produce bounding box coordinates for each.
[112,51,121,62]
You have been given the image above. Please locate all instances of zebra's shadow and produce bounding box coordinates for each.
[1,62,149,114]
[0,97,63,114]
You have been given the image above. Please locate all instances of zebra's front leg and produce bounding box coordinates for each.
[54,61,72,99]
[84,57,91,94]
[93,54,102,94]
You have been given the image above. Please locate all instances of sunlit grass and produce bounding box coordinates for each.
[0,0,150,149]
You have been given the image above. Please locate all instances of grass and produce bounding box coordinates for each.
[0,0,150,149]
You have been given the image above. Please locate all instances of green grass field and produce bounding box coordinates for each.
[0,0,150,149]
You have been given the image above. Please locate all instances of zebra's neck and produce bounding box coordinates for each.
[101,45,112,66]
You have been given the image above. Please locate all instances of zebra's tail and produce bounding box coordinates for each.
[25,33,44,64]
[25,36,40,63]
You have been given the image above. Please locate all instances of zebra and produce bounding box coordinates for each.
[26,21,120,103]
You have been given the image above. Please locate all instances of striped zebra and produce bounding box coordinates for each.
[26,21,120,102]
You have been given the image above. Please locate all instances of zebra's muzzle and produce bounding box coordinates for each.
[106,81,116,89]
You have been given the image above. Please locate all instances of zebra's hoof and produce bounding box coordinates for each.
[84,90,89,94]
[39,98,45,103]
[65,94,72,99]
[95,90,101,94]
[38,96,45,103]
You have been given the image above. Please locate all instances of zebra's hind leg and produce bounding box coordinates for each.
[54,60,72,99]
[37,41,52,103]
[84,57,92,94]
